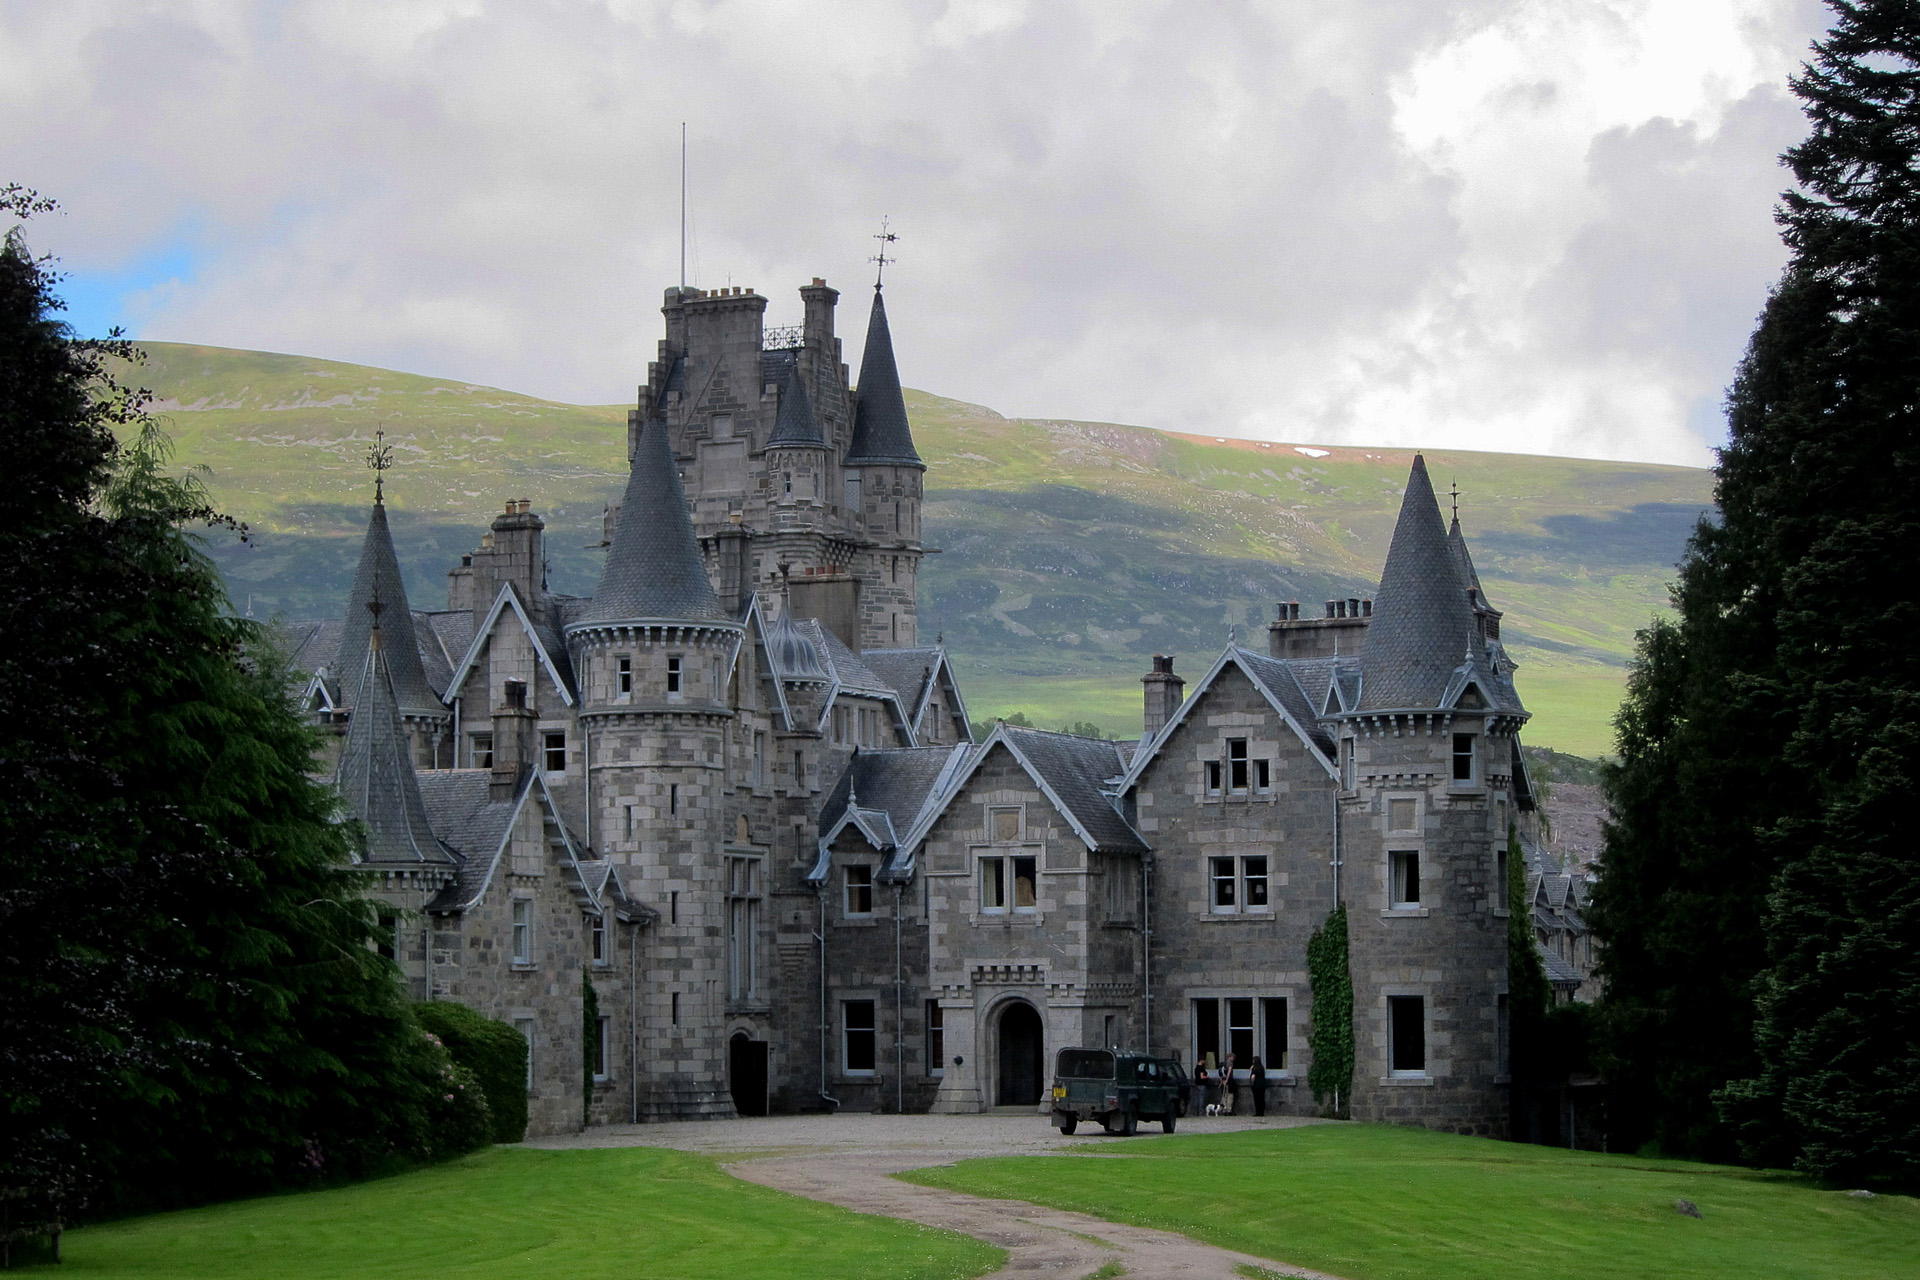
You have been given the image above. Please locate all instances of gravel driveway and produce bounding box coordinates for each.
[535,1111,1343,1280]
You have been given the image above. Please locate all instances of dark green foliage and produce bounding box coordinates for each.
[1594,1,1920,1181]
[416,1002,528,1144]
[0,193,489,1247]
[1506,823,1551,1083]
[1306,906,1353,1114]
[581,970,600,1128]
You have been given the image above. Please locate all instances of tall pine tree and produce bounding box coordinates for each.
[1593,2,1920,1177]
[0,191,486,1251]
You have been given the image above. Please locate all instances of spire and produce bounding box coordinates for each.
[579,416,725,623]
[768,366,825,447]
[333,498,441,717]
[1358,455,1481,711]
[1449,510,1491,610]
[844,287,924,468]
[335,598,449,865]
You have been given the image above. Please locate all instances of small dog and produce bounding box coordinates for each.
[1204,1103,1222,1117]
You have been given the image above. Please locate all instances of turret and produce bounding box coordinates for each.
[844,285,926,649]
[334,491,449,768]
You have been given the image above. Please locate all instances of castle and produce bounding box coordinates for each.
[289,270,1549,1138]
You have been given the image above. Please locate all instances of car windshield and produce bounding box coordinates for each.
[1055,1049,1115,1079]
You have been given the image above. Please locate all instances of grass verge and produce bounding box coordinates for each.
[899,1124,1918,1280]
[49,1146,1001,1280]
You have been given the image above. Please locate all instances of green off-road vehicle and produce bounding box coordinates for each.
[1049,1047,1186,1135]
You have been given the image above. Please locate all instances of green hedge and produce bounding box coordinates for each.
[415,1003,529,1144]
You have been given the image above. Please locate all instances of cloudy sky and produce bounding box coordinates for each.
[2,0,1831,465]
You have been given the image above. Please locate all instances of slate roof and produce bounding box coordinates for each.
[1233,648,1337,756]
[576,416,725,624]
[334,501,444,716]
[803,621,897,698]
[768,366,825,447]
[334,623,454,866]
[843,287,923,468]
[1358,456,1486,712]
[860,647,941,716]
[813,746,967,881]
[998,726,1146,854]
[1538,942,1584,988]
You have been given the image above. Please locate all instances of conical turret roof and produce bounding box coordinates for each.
[334,500,441,716]
[1449,513,1491,609]
[1358,456,1482,711]
[335,605,451,865]
[577,416,725,623]
[768,367,825,447]
[844,287,923,467]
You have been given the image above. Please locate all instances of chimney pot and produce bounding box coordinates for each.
[1348,597,1361,616]
[1362,599,1373,616]
[505,500,516,514]
[1325,601,1337,618]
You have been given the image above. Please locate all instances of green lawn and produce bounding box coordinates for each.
[50,1146,1000,1280]
[901,1124,1920,1280]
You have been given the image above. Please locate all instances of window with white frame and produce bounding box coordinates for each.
[1205,759,1223,794]
[1254,756,1271,790]
[1191,995,1289,1071]
[593,1016,611,1081]
[726,856,760,1002]
[1389,851,1421,909]
[1208,856,1270,913]
[925,1001,944,1076]
[515,1018,536,1091]
[511,899,533,965]
[470,733,493,769]
[1388,995,1426,1075]
[980,854,1037,913]
[1452,732,1477,784]
[543,731,566,773]
[843,999,876,1074]
[666,656,682,694]
[616,654,632,696]
[844,864,874,916]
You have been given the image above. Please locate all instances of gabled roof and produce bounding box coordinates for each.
[334,615,454,867]
[861,645,974,743]
[910,725,1144,856]
[811,745,970,882]
[421,770,599,914]
[575,415,725,624]
[1119,646,1340,792]
[843,287,923,468]
[446,584,578,706]
[1357,456,1484,712]
[768,366,825,448]
[334,501,444,717]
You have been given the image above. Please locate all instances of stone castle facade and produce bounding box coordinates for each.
[292,271,1553,1138]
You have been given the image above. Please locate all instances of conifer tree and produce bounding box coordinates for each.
[0,191,486,1247]
[1594,1,1920,1177]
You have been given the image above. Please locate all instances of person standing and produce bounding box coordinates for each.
[1221,1052,1238,1116]
[1248,1056,1269,1117]
[1191,1063,1210,1117]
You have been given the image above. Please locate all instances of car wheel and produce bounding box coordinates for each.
[1058,1113,1078,1135]
[1120,1109,1138,1137]
[1162,1110,1177,1133]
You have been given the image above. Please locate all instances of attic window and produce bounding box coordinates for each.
[845,864,874,916]
[470,733,493,769]
[590,914,607,964]
[1228,739,1249,791]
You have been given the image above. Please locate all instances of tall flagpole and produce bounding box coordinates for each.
[680,122,687,291]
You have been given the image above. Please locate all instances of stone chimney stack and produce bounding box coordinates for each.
[710,516,752,616]
[1142,655,1185,740]
[490,677,534,802]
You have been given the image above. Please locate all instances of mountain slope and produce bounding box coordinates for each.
[121,342,1712,756]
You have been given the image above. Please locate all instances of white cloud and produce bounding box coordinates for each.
[0,0,1830,463]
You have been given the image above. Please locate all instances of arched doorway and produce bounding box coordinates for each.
[996,1001,1045,1106]
[729,1032,769,1117]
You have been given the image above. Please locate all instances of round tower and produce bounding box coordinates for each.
[843,284,926,649]
[567,415,742,1120]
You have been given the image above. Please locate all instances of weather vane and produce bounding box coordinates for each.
[870,217,897,288]
[367,427,394,502]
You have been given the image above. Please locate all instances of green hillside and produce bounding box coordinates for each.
[120,342,1713,757]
